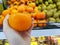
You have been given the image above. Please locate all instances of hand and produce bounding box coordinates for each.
[3,15,33,45]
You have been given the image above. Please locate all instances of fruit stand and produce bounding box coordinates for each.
[0,0,60,45]
[0,0,60,39]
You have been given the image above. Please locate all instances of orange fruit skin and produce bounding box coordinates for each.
[23,0,28,2]
[13,5,18,9]
[0,15,4,27]
[17,5,25,12]
[14,1,19,5]
[34,7,39,13]
[36,12,46,19]
[31,13,36,19]
[31,13,36,18]
[11,9,18,14]
[2,10,10,17]
[26,6,33,13]
[11,0,16,2]
[21,0,28,2]
[33,20,37,27]
[28,3,36,8]
[7,1,12,4]
[8,13,32,31]
[38,20,47,27]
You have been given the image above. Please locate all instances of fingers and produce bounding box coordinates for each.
[3,15,22,39]
[27,18,34,33]
[3,15,31,45]
[3,15,16,33]
[19,18,34,39]
[3,15,10,32]
[3,15,14,33]
[31,18,34,28]
[4,15,10,22]
[3,15,34,39]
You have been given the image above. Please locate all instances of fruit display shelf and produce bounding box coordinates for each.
[33,22,60,30]
[0,28,60,39]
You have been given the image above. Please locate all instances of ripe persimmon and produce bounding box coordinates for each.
[7,1,12,5]
[22,0,28,2]
[28,3,36,8]
[11,0,16,2]
[38,20,47,27]
[13,5,18,9]
[2,10,10,17]
[8,13,32,31]
[36,12,46,19]
[26,6,33,13]
[33,20,37,27]
[17,5,25,12]
[11,9,18,14]
[14,1,19,5]
[34,7,39,13]
[31,13,36,18]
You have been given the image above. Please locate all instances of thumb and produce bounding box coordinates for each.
[4,15,10,22]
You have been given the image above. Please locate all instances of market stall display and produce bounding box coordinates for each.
[0,0,60,30]
[0,36,60,45]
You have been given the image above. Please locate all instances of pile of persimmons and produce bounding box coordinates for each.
[0,0,47,31]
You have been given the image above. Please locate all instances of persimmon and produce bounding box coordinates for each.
[17,0,20,2]
[11,9,18,14]
[20,0,28,4]
[28,3,36,8]
[17,5,25,12]
[8,13,32,31]
[10,4,14,8]
[23,0,28,2]
[9,5,16,11]
[14,1,19,5]
[0,15,4,27]
[2,10,10,17]
[7,1,12,4]
[31,13,36,18]
[26,6,33,13]
[34,7,39,13]
[13,5,18,9]
[38,20,47,27]
[33,20,37,27]
[11,0,16,2]
[36,12,46,19]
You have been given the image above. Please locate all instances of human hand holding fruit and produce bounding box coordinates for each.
[3,14,33,45]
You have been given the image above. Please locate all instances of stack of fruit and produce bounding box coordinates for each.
[33,12,47,28]
[1,0,60,29]
[7,0,35,6]
[0,0,47,29]
[35,0,60,23]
